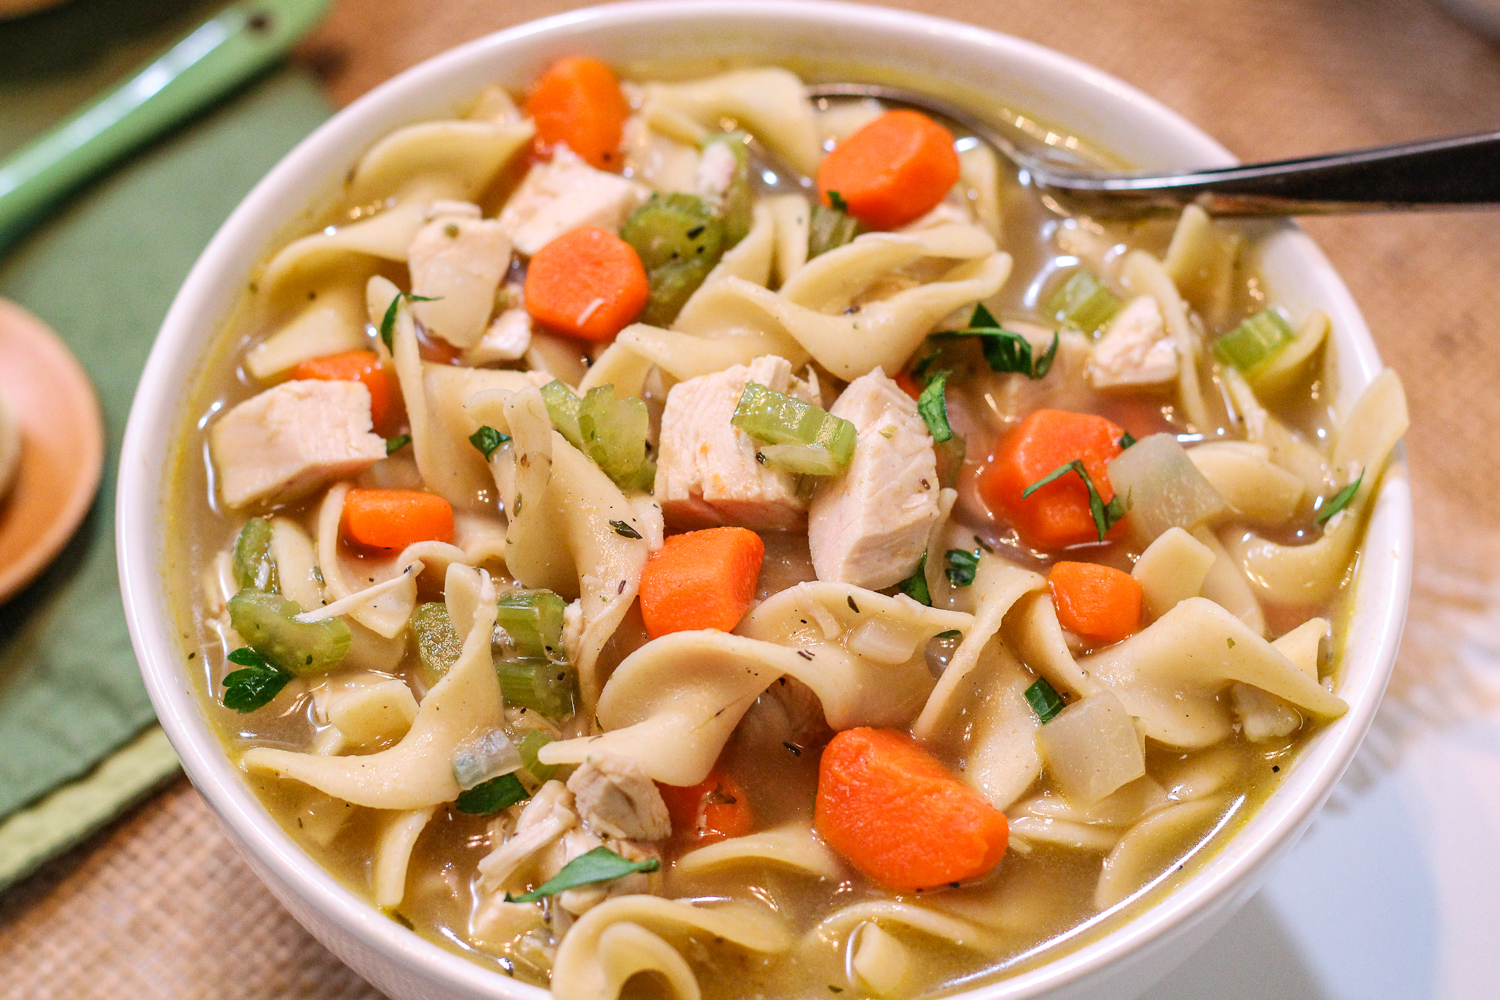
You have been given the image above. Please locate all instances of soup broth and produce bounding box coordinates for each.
[167,58,1404,1000]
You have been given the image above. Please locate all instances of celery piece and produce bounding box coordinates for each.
[808,203,861,259]
[541,380,586,451]
[1045,269,1122,334]
[227,589,350,677]
[499,658,578,718]
[621,193,724,272]
[412,601,463,686]
[494,589,568,662]
[702,132,753,246]
[232,517,278,593]
[640,256,714,328]
[731,382,857,476]
[578,385,654,490]
[517,730,558,783]
[1213,308,1295,373]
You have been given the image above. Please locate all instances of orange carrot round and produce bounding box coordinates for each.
[816,109,961,230]
[289,350,402,437]
[524,226,649,342]
[658,765,753,845]
[1048,561,1142,643]
[342,488,453,552]
[977,409,1126,550]
[524,55,629,171]
[815,728,1008,891]
[638,527,765,639]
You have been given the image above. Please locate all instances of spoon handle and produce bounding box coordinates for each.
[0,0,330,251]
[1035,131,1500,217]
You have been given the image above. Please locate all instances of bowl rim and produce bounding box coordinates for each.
[117,3,1414,999]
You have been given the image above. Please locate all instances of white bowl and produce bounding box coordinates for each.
[117,3,1413,999]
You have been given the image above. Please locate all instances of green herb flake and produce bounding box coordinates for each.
[385,433,411,456]
[917,370,953,444]
[221,647,293,713]
[944,548,981,587]
[1024,676,1066,724]
[1119,431,1137,450]
[1316,470,1364,525]
[507,846,660,902]
[826,190,849,212]
[898,553,932,607]
[455,772,531,816]
[934,629,963,640]
[469,425,511,461]
[609,519,643,540]
[934,303,1058,379]
[1021,459,1127,541]
[378,292,441,353]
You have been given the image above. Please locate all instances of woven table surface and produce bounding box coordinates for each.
[4,1,1499,998]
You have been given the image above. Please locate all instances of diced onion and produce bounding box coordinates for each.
[452,728,522,790]
[1107,433,1226,545]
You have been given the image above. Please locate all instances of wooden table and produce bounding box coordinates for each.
[5,1,1498,997]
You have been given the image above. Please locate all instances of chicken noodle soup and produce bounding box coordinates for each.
[171,58,1407,1000]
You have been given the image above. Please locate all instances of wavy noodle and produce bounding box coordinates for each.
[241,570,502,809]
[914,560,1043,739]
[1231,369,1408,606]
[1188,441,1305,527]
[959,645,1042,811]
[244,287,368,380]
[1161,205,1241,331]
[1095,795,1229,909]
[1191,526,1266,635]
[1130,527,1215,620]
[314,484,421,638]
[617,320,806,383]
[579,342,655,397]
[347,119,534,205]
[807,900,1000,953]
[260,195,430,303]
[674,824,844,880]
[766,193,810,285]
[638,69,822,176]
[674,201,776,327]
[1246,309,1328,400]
[1002,590,1099,700]
[852,922,914,998]
[1083,597,1346,749]
[1119,249,1212,431]
[550,896,793,1000]
[372,806,436,908]
[957,142,1002,238]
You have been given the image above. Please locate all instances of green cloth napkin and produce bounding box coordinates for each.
[0,5,331,887]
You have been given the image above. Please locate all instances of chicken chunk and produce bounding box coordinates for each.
[654,355,810,530]
[407,205,512,350]
[462,306,533,366]
[808,371,940,590]
[210,380,386,508]
[496,147,646,256]
[1088,295,1179,389]
[566,751,672,842]
[476,780,578,889]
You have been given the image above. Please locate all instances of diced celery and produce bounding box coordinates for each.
[702,132,753,246]
[731,382,857,476]
[577,385,655,491]
[493,589,568,662]
[808,203,861,259]
[412,601,463,686]
[621,193,724,272]
[227,589,349,676]
[1046,269,1122,334]
[541,380,586,450]
[1213,308,1295,373]
[517,730,558,783]
[639,257,714,327]
[499,658,578,718]
[232,517,278,593]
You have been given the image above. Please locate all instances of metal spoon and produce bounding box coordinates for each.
[754,82,1500,218]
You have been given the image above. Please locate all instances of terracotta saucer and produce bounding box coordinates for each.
[0,298,104,605]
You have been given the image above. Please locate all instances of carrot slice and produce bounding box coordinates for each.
[524,226,649,342]
[1048,560,1142,643]
[289,350,402,437]
[523,55,629,171]
[342,488,453,552]
[658,765,754,846]
[894,370,923,401]
[638,527,765,639]
[815,728,1008,891]
[977,409,1126,550]
[816,109,961,230]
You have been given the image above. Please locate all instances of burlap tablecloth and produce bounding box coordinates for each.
[4,1,1497,997]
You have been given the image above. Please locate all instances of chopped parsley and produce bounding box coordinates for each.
[221,647,293,713]
[1024,676,1066,723]
[385,433,411,456]
[934,303,1059,379]
[469,425,511,461]
[1119,431,1137,450]
[934,629,963,641]
[917,370,953,444]
[609,519,643,539]
[379,291,441,353]
[1022,459,1127,541]
[1316,470,1364,525]
[944,548,980,587]
[898,553,932,606]
[455,773,531,816]
[507,846,659,902]
[826,190,849,212]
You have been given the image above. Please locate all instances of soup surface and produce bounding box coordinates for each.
[169,59,1407,1000]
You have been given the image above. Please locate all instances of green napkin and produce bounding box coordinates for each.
[0,6,331,887]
